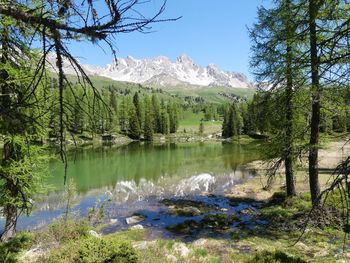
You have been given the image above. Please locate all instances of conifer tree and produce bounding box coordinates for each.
[143,96,154,141]
[152,94,162,133]
[133,92,142,127]
[128,104,141,140]
[168,101,179,133]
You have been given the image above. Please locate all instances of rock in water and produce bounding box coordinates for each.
[110,218,118,224]
[126,215,145,225]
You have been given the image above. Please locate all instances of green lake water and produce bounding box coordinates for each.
[48,141,261,194]
[1,141,262,231]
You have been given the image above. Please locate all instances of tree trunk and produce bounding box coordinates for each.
[284,0,296,197]
[308,0,321,206]
[1,205,18,242]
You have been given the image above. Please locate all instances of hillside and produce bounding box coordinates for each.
[80,75,256,104]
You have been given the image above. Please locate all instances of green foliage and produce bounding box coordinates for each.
[0,135,49,215]
[193,247,208,258]
[152,94,162,133]
[88,198,111,225]
[168,101,179,133]
[64,178,77,219]
[222,103,242,138]
[0,232,33,263]
[35,219,89,244]
[199,120,204,134]
[160,108,170,134]
[260,193,312,221]
[45,237,139,263]
[128,104,141,140]
[247,250,307,263]
[78,237,138,263]
[133,92,143,126]
[208,257,222,263]
[143,96,154,141]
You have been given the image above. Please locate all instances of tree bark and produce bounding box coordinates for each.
[308,0,321,206]
[1,204,18,242]
[284,0,296,197]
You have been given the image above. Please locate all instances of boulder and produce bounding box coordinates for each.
[110,218,118,224]
[88,230,101,238]
[126,215,145,225]
[130,224,144,230]
[166,254,178,262]
[173,242,190,257]
[169,206,201,217]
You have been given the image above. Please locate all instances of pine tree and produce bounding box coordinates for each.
[199,120,204,135]
[109,88,119,131]
[222,103,241,138]
[143,97,154,141]
[160,110,169,134]
[168,101,179,133]
[152,94,161,133]
[133,92,142,127]
[119,97,129,133]
[128,104,141,140]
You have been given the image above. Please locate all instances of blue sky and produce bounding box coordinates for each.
[68,0,271,79]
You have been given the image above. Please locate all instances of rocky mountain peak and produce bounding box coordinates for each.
[47,54,254,89]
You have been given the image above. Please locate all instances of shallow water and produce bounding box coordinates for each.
[1,141,262,233]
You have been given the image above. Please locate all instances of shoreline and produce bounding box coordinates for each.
[225,138,350,201]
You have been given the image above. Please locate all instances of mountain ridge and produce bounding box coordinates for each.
[47,54,254,89]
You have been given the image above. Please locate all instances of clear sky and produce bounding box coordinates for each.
[67,0,271,79]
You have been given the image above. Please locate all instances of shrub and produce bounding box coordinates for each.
[36,219,89,244]
[45,237,139,263]
[0,232,33,263]
[270,192,287,204]
[247,250,307,263]
[78,237,138,263]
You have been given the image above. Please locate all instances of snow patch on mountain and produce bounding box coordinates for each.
[47,54,253,89]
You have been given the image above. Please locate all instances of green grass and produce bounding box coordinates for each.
[178,110,222,134]
[166,86,255,103]
[64,72,256,104]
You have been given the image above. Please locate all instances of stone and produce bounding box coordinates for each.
[166,254,178,262]
[166,220,200,234]
[130,224,144,230]
[193,238,208,247]
[295,242,309,251]
[126,215,145,225]
[239,207,255,215]
[315,250,329,257]
[110,218,118,224]
[169,206,202,217]
[88,230,100,238]
[173,242,190,257]
[133,241,147,250]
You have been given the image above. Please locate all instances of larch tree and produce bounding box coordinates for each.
[249,0,306,196]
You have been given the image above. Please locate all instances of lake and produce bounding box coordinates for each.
[1,141,262,232]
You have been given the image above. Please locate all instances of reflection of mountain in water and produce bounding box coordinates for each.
[2,142,261,231]
[48,142,261,194]
[36,167,254,212]
[111,169,253,203]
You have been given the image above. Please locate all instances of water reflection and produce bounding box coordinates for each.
[1,141,262,231]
